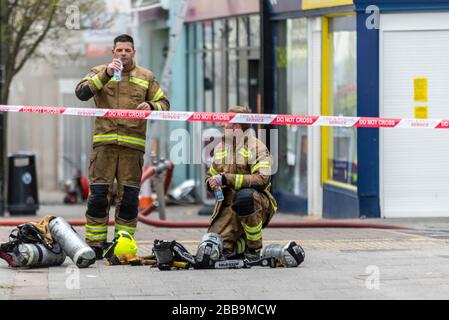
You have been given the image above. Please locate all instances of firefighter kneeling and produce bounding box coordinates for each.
[206,106,278,261]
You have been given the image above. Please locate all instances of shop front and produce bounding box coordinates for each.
[355,0,449,218]
[268,0,356,216]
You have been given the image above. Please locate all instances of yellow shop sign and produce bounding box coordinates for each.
[302,0,353,10]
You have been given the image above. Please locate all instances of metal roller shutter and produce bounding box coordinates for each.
[380,12,449,217]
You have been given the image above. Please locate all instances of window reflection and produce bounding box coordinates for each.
[185,15,260,113]
[238,16,249,48]
[275,18,309,199]
[249,15,260,48]
[213,20,224,112]
[204,21,213,113]
[228,49,238,106]
[328,16,357,186]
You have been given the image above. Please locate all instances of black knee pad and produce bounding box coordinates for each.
[118,185,140,220]
[232,188,256,217]
[86,184,109,218]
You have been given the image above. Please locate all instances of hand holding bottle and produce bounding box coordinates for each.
[106,58,123,80]
[209,174,224,201]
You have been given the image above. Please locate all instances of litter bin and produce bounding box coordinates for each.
[7,153,39,215]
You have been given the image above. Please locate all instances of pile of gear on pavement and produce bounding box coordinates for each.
[104,232,306,270]
[0,216,305,270]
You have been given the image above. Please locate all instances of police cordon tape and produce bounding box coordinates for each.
[2,104,449,128]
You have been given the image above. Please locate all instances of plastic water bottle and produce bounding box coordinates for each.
[211,174,224,201]
[214,187,224,202]
[113,58,123,81]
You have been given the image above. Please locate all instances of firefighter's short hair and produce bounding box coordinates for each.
[227,105,252,114]
[114,34,134,49]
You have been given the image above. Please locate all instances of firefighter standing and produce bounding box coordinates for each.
[206,106,277,261]
[75,34,170,258]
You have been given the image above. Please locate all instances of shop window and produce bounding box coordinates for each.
[274,18,309,198]
[237,17,249,107]
[185,15,260,115]
[228,49,238,106]
[238,16,249,48]
[186,23,204,112]
[195,23,204,113]
[204,21,214,113]
[186,25,195,112]
[324,15,357,187]
[227,18,238,48]
[249,15,260,48]
[227,18,238,106]
[213,20,224,112]
[238,56,249,107]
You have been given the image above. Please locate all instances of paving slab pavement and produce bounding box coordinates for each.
[1,203,449,299]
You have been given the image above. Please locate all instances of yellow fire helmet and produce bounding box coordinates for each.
[113,230,138,256]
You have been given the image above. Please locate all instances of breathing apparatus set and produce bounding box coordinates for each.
[0,216,96,268]
[0,218,305,271]
[148,233,306,271]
